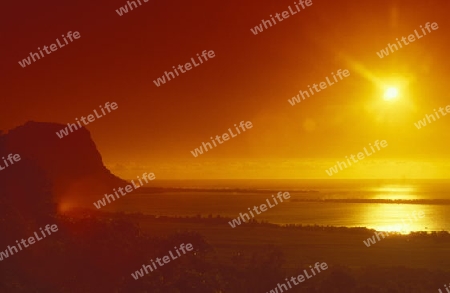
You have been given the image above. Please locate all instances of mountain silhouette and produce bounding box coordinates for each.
[0,121,127,210]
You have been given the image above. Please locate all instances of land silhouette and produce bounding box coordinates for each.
[0,121,449,292]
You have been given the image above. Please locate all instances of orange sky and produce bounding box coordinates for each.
[2,0,450,179]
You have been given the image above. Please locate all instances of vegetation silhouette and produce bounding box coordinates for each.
[1,124,450,292]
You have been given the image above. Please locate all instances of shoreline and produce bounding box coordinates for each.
[62,209,449,233]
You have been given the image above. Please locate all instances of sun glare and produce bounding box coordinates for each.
[384,87,399,101]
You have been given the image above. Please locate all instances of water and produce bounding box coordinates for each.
[99,179,450,232]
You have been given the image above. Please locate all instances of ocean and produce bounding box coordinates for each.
[100,179,450,232]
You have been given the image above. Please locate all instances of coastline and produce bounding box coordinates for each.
[62,209,450,271]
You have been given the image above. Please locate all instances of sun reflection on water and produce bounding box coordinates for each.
[370,185,419,200]
[361,185,427,233]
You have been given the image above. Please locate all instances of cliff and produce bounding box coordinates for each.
[0,121,127,210]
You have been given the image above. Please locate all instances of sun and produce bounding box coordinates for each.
[384,87,399,101]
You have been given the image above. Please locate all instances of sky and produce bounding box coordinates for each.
[2,0,450,179]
